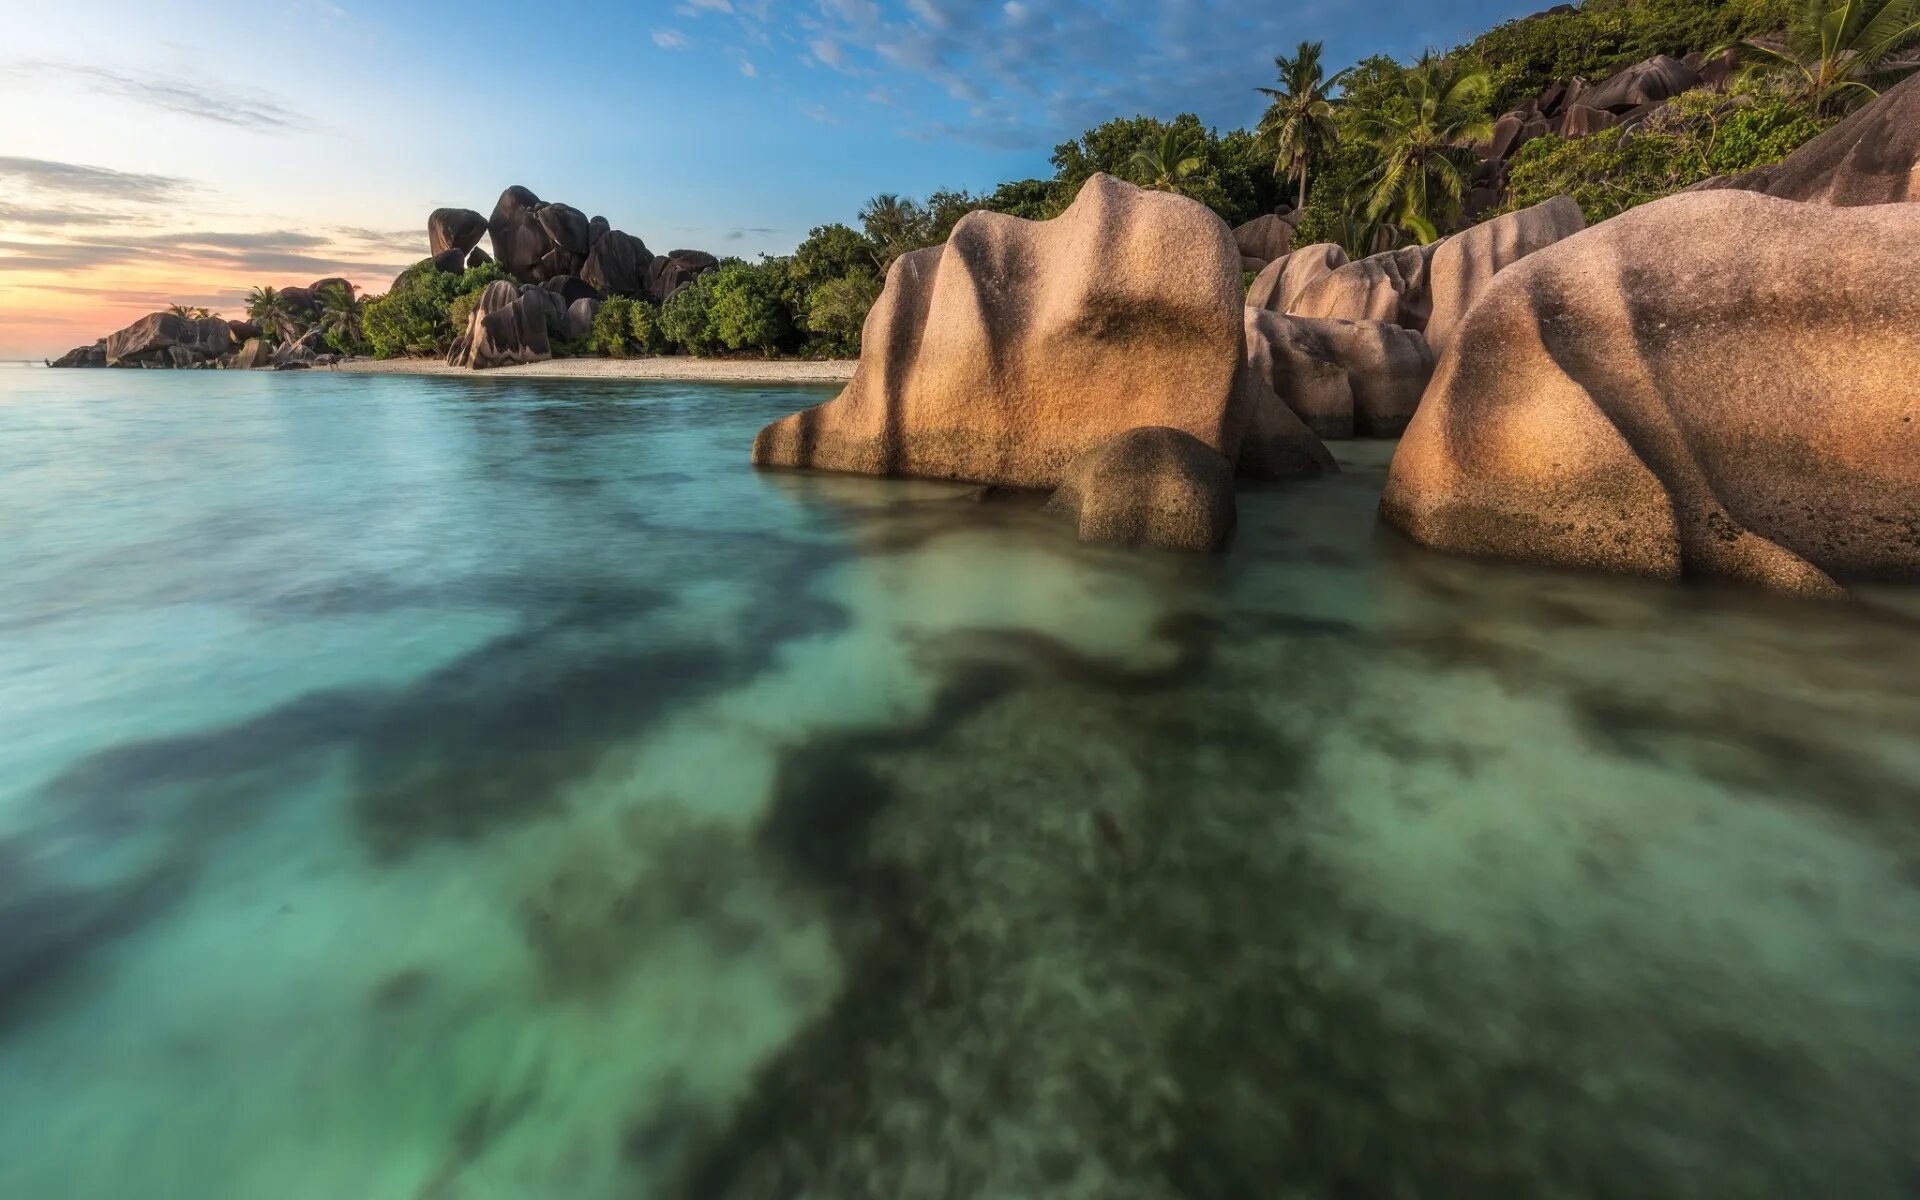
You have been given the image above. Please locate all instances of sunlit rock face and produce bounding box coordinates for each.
[1382,190,1920,595]
[752,173,1248,490]
[1691,71,1920,205]
[1246,242,1347,314]
[1423,195,1584,358]
[1244,308,1434,440]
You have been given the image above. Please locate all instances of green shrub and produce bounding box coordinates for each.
[362,260,510,358]
[804,271,882,358]
[590,295,638,357]
[707,261,794,355]
[627,298,666,355]
[1506,88,1829,223]
[659,272,721,356]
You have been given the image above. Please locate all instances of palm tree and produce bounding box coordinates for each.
[1725,0,1920,112]
[316,282,367,354]
[1256,40,1349,210]
[1349,54,1495,244]
[245,286,296,343]
[166,303,216,319]
[858,193,931,265]
[1128,126,1206,194]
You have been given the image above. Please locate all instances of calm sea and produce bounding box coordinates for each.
[3,367,1918,1198]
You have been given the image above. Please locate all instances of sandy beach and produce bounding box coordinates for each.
[335,356,855,384]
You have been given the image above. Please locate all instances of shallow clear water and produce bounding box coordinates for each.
[3,367,1919,1199]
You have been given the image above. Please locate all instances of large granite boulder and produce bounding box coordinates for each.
[564,297,600,342]
[1246,243,1349,313]
[1232,353,1339,480]
[647,249,719,302]
[229,337,272,369]
[1691,71,1920,205]
[1580,54,1702,112]
[1244,308,1434,439]
[1043,427,1237,552]
[580,229,653,298]
[451,280,553,369]
[487,186,580,284]
[1423,196,1584,358]
[752,173,1246,488]
[104,312,193,365]
[1290,243,1437,328]
[541,275,601,308]
[49,341,105,368]
[1381,191,1920,596]
[1232,213,1295,264]
[430,247,469,274]
[428,207,487,255]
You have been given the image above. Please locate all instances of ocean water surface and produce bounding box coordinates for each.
[3,365,1919,1199]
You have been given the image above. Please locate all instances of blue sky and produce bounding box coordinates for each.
[0,0,1539,355]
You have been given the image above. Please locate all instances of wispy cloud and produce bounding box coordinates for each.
[652,28,692,49]
[330,226,426,254]
[10,63,312,132]
[0,203,142,227]
[0,229,406,278]
[724,226,780,240]
[0,157,195,204]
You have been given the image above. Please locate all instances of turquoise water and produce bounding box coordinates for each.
[3,366,1919,1199]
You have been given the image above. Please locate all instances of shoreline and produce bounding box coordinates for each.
[334,356,855,384]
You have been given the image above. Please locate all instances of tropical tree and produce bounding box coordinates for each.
[1350,54,1496,243]
[1128,126,1206,194]
[858,193,932,265]
[245,286,296,343]
[316,282,369,355]
[1256,40,1349,209]
[1725,0,1920,112]
[166,303,216,319]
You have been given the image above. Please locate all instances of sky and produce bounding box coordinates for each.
[0,0,1539,358]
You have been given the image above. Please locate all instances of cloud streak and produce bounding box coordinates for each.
[11,63,313,132]
[0,157,195,204]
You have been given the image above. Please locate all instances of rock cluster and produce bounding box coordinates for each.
[753,174,1326,549]
[1241,197,1584,439]
[49,281,356,370]
[460,185,717,306]
[1382,189,1920,595]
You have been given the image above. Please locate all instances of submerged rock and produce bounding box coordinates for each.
[753,174,1247,489]
[1043,426,1237,552]
[1382,190,1920,595]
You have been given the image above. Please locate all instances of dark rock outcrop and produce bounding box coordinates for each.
[1043,427,1238,552]
[1232,213,1295,264]
[754,174,1247,488]
[1382,190,1920,595]
[1580,54,1702,112]
[431,247,470,274]
[542,275,600,308]
[648,250,719,302]
[428,207,487,255]
[564,297,600,342]
[581,230,653,297]
[1690,71,1920,205]
[451,280,554,369]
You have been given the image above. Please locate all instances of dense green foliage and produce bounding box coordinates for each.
[1725,0,1920,111]
[1506,87,1830,220]
[1469,0,1795,110]
[362,261,510,358]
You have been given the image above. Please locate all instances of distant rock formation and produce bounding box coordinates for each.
[1382,190,1920,595]
[1232,209,1300,266]
[448,280,554,369]
[1690,71,1920,205]
[752,174,1256,491]
[428,207,487,255]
